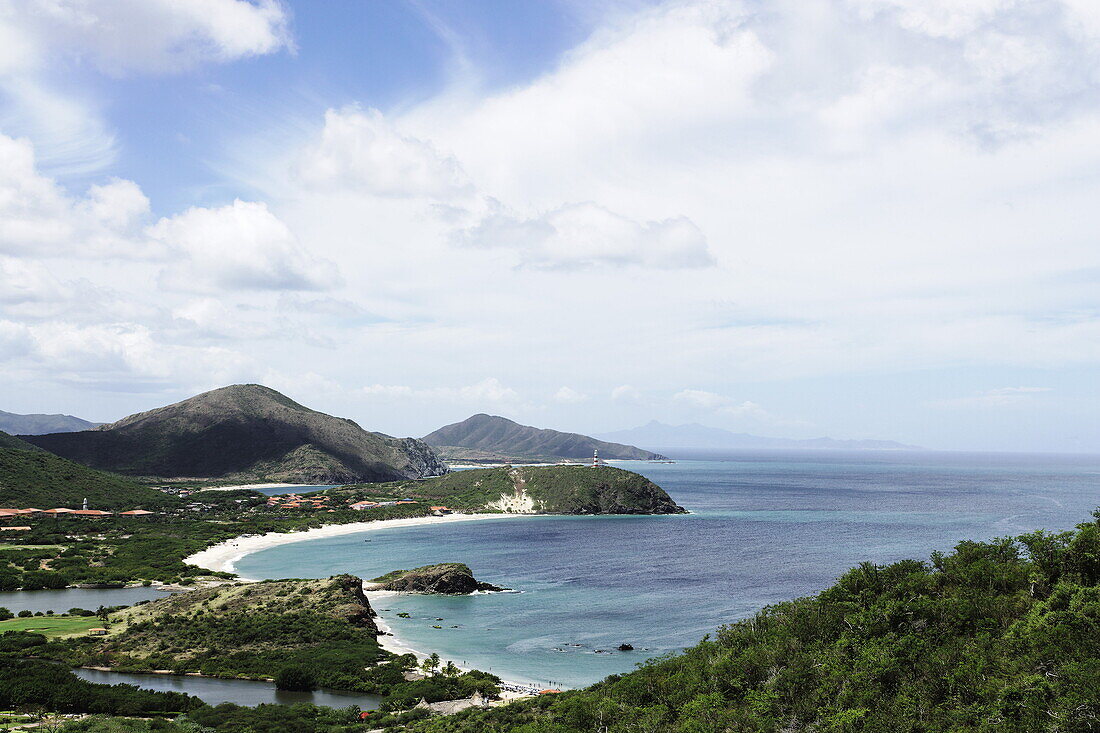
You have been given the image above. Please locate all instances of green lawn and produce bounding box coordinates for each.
[0,614,109,638]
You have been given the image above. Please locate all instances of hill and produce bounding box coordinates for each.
[0,430,173,509]
[0,409,100,435]
[23,384,448,483]
[597,420,920,452]
[407,510,1100,732]
[424,414,666,462]
[334,464,686,515]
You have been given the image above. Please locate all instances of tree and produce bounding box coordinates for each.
[274,665,318,691]
[442,661,459,678]
[0,607,13,621]
[420,653,440,677]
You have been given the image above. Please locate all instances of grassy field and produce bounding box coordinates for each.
[0,614,108,638]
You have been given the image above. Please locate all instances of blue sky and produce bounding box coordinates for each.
[1,0,1099,452]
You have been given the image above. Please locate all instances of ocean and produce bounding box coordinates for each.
[234,451,1100,689]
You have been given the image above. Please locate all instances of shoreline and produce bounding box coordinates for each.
[184,513,518,578]
[183,512,551,693]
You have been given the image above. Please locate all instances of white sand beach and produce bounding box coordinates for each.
[183,513,515,579]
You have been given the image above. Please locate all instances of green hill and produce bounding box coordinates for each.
[23,384,448,483]
[424,413,666,462]
[404,511,1100,733]
[336,464,686,515]
[0,430,173,510]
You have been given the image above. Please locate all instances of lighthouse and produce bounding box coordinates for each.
[591,449,599,468]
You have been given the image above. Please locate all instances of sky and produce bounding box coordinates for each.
[1,0,1100,452]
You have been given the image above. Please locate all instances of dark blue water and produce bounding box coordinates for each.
[236,452,1100,688]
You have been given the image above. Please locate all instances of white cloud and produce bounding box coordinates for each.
[611,384,642,402]
[153,200,338,293]
[0,133,152,257]
[7,0,292,75]
[0,319,251,388]
[672,389,775,420]
[295,107,472,199]
[360,378,520,406]
[553,386,588,403]
[457,201,714,270]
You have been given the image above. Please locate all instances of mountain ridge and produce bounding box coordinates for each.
[0,409,101,436]
[423,413,666,461]
[23,384,448,483]
[596,420,920,451]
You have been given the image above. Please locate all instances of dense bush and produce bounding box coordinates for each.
[0,660,201,716]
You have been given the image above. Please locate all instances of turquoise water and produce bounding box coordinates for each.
[235,451,1100,689]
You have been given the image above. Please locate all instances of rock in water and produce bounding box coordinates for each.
[372,563,504,594]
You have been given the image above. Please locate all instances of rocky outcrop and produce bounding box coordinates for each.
[371,563,504,594]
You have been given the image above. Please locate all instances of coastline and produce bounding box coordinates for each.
[183,512,549,693]
[184,513,517,578]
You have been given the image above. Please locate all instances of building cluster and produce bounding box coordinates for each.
[266,493,332,511]
[0,505,155,530]
[347,498,419,510]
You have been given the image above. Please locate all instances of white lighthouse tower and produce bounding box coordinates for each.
[591,449,599,468]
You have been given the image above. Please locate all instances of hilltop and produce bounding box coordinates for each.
[334,464,686,515]
[597,420,920,452]
[23,384,448,483]
[424,414,665,463]
[0,430,173,510]
[0,409,100,436]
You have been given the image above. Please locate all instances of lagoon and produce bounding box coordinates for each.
[72,668,381,709]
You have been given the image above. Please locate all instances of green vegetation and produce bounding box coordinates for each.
[23,384,447,483]
[0,432,174,510]
[335,465,685,515]
[423,413,664,461]
[0,613,106,638]
[23,575,501,717]
[40,576,400,693]
[0,660,201,716]
[401,510,1100,733]
[0,502,433,588]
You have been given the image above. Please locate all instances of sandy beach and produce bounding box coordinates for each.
[183,513,516,579]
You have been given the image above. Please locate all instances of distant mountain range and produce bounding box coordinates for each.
[0,409,101,436]
[423,414,666,462]
[23,384,448,483]
[595,421,920,452]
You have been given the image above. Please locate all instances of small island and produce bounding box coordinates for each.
[370,563,505,594]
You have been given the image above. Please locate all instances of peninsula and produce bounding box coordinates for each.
[423,413,667,463]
